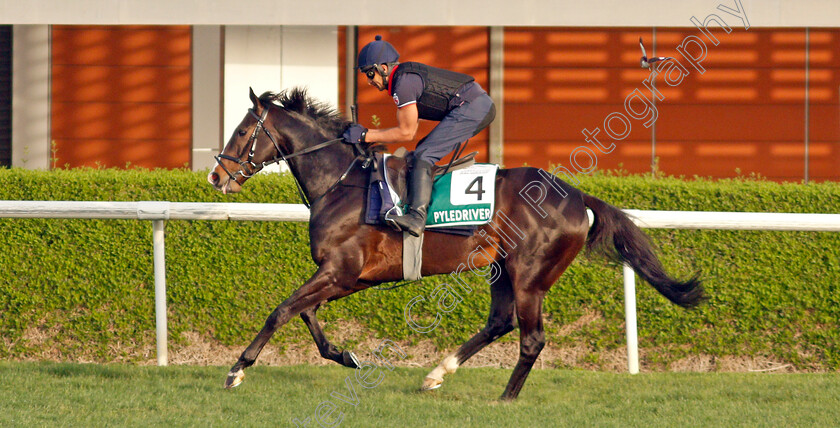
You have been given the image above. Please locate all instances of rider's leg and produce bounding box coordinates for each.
[414,94,496,163]
[391,158,434,237]
[390,94,496,237]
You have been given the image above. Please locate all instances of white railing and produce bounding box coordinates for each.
[0,201,310,221]
[624,210,840,232]
[1,201,839,370]
[622,209,840,374]
[0,201,309,366]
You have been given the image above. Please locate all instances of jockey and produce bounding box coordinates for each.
[343,35,496,237]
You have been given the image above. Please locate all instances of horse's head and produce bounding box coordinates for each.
[209,87,357,203]
[208,88,285,194]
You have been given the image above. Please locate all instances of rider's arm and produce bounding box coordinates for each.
[365,103,419,144]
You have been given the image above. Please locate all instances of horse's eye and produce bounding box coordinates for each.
[238,129,247,137]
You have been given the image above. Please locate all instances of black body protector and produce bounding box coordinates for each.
[389,62,476,122]
[386,62,478,237]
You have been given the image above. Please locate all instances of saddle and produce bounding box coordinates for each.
[384,147,478,202]
[365,148,479,236]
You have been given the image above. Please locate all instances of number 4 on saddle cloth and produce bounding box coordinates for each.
[365,152,498,236]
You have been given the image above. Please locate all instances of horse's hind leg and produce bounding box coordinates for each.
[501,225,586,400]
[300,304,361,368]
[422,268,516,391]
[499,238,583,400]
[500,289,546,400]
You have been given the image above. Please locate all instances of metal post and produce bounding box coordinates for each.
[152,219,168,366]
[345,25,357,121]
[804,27,810,183]
[489,26,505,165]
[623,263,639,374]
[651,27,657,175]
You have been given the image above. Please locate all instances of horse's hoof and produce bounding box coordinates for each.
[342,351,361,369]
[225,369,245,389]
[421,376,443,391]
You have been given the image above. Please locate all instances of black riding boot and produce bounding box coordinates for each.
[391,159,434,237]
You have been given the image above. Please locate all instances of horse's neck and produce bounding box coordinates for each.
[269,108,358,204]
[285,132,357,203]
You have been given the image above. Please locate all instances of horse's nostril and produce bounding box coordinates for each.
[208,172,220,185]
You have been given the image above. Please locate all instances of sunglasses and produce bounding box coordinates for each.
[361,67,377,79]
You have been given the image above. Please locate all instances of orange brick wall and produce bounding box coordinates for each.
[51,26,192,169]
[654,28,806,180]
[341,27,840,181]
[503,27,654,172]
[43,26,840,179]
[48,26,838,180]
[808,29,840,181]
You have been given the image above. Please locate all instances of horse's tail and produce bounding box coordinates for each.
[581,193,706,308]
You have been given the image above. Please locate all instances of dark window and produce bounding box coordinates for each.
[0,26,11,167]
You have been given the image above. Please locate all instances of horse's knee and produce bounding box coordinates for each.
[265,308,291,332]
[487,319,515,340]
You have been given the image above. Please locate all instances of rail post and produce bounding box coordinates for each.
[623,263,639,374]
[152,219,168,366]
[138,202,172,367]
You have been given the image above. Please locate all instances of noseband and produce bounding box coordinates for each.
[215,107,284,181]
[214,104,368,208]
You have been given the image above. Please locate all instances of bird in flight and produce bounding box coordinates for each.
[639,37,673,69]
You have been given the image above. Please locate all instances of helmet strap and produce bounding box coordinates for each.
[376,64,389,85]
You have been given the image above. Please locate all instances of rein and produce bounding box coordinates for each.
[215,105,371,209]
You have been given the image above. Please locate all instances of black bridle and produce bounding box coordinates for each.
[214,105,369,209]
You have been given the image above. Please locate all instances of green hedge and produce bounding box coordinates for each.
[1,167,839,370]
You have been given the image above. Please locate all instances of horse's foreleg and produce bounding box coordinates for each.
[225,268,358,388]
[422,268,516,391]
[300,304,361,368]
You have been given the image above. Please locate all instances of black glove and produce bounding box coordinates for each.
[343,124,368,144]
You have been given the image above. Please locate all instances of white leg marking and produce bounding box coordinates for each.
[425,353,459,382]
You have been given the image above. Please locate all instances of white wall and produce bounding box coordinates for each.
[223,26,284,139]
[223,25,338,173]
[278,26,339,109]
[11,25,50,170]
[0,0,831,27]
[192,26,223,172]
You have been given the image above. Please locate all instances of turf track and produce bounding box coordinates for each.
[2,362,839,427]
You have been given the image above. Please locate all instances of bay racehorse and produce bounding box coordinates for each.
[207,88,705,400]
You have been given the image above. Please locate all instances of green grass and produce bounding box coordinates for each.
[2,362,839,427]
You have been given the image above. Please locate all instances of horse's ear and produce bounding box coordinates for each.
[249,87,259,109]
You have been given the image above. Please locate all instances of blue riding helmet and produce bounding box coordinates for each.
[357,35,400,70]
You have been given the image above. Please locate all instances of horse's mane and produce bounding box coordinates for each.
[259,88,349,137]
